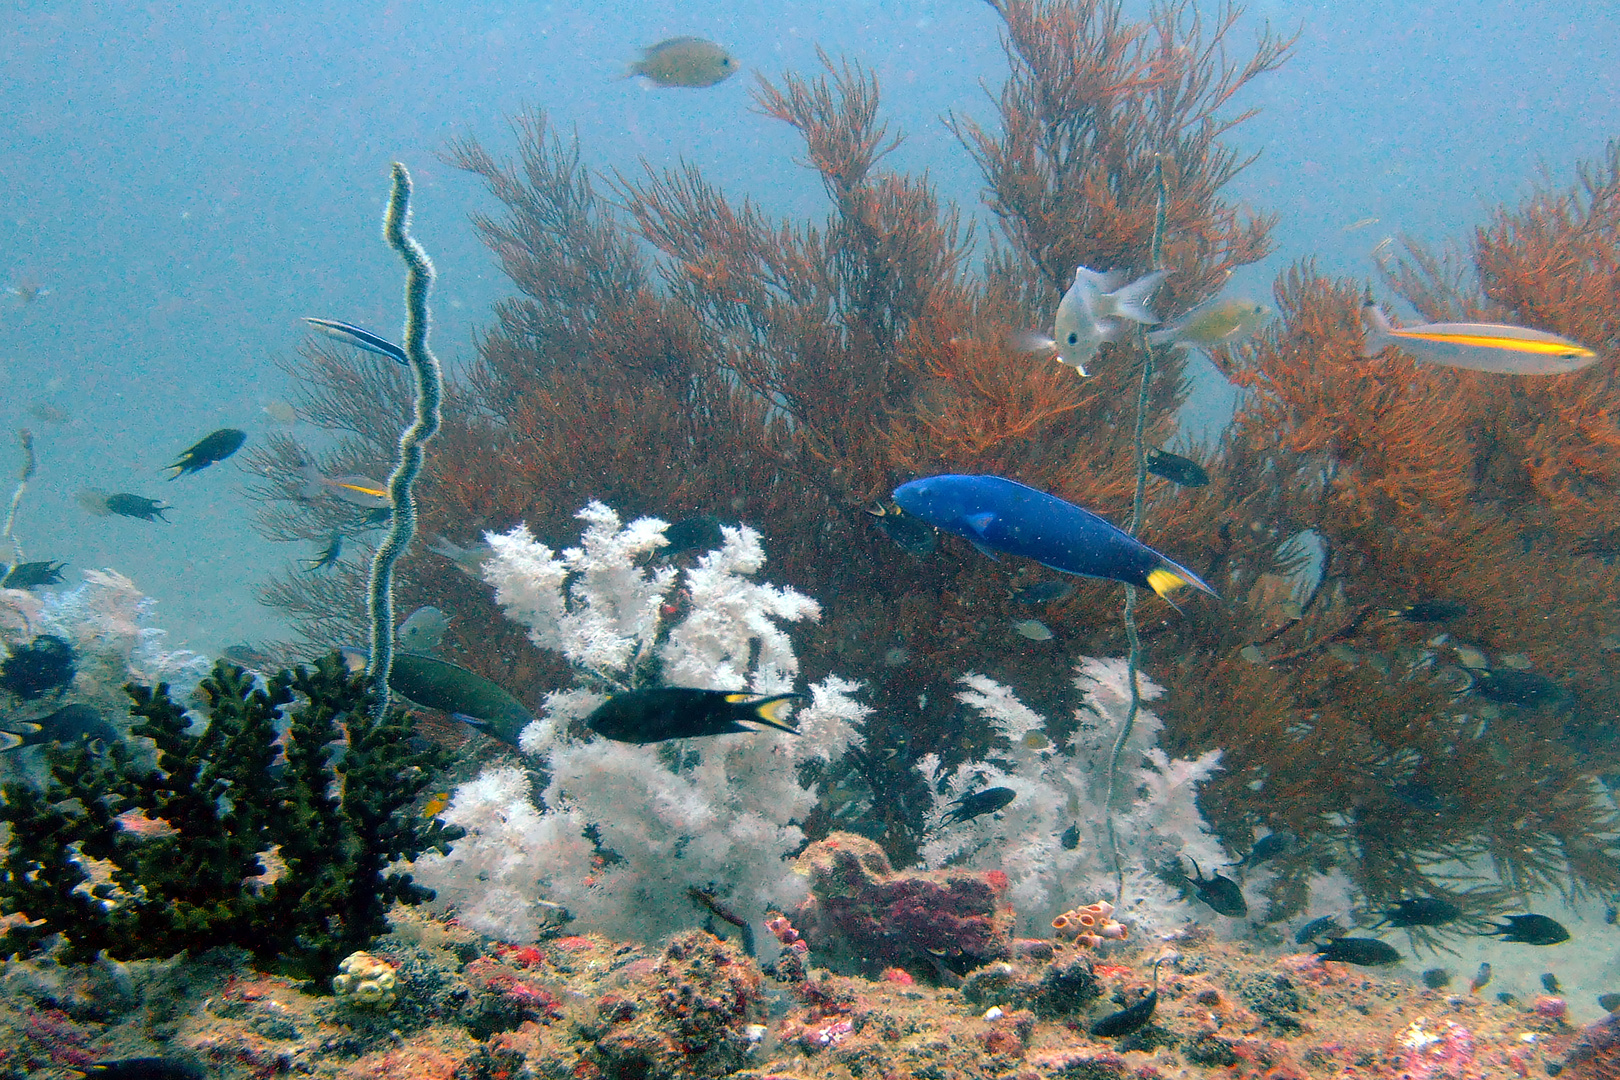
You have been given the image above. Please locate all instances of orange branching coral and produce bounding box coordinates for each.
[243,1,1620,911]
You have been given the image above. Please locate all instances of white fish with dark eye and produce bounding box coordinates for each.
[398,606,450,654]
[1048,267,1168,376]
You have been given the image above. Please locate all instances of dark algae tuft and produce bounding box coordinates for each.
[0,654,461,978]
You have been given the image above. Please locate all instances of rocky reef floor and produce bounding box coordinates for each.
[4,905,1612,1080]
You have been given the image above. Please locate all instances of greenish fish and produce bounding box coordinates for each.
[343,649,535,746]
[1148,296,1272,349]
[628,37,738,88]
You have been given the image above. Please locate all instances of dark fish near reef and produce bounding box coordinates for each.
[1361,302,1597,375]
[1483,914,1570,945]
[303,316,407,364]
[1421,968,1452,989]
[167,427,246,478]
[0,560,66,588]
[1391,598,1468,622]
[77,1057,205,1080]
[1314,937,1401,966]
[1091,956,1166,1038]
[1378,897,1462,928]
[1295,915,1345,945]
[1010,580,1075,605]
[302,532,343,572]
[663,514,725,555]
[220,643,275,669]
[892,474,1216,604]
[1241,831,1292,866]
[1145,449,1210,488]
[628,37,738,88]
[101,493,170,522]
[586,687,801,744]
[1473,669,1565,707]
[1471,962,1493,993]
[1185,858,1247,917]
[1060,822,1080,850]
[0,703,118,753]
[1598,991,1620,1012]
[867,502,937,558]
[0,634,76,699]
[1543,973,1561,994]
[942,786,1016,826]
[342,648,536,746]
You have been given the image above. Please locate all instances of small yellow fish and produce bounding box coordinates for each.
[298,463,392,508]
[422,792,450,818]
[628,37,737,88]
[1361,302,1598,375]
[1148,296,1272,349]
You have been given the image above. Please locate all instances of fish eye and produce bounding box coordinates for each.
[1066,332,1079,345]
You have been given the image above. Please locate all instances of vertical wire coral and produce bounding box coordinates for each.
[2,428,34,566]
[367,162,443,716]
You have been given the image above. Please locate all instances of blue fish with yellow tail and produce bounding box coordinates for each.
[892,474,1217,603]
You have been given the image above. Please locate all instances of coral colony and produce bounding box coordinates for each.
[408,504,872,944]
[247,0,1620,927]
[10,0,1620,1074]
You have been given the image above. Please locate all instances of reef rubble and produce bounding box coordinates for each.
[0,904,1594,1080]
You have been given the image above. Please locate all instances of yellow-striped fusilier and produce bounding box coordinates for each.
[1360,303,1597,375]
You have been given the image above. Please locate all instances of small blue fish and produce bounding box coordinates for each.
[892,474,1216,604]
[302,317,407,364]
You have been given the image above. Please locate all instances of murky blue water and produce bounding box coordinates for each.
[1,0,1616,650]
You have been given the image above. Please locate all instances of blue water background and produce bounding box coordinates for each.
[0,0,1616,650]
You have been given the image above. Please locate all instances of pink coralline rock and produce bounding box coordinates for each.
[1564,1011,1620,1080]
[793,831,1014,978]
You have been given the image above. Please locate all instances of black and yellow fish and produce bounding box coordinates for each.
[586,687,801,744]
[167,428,247,478]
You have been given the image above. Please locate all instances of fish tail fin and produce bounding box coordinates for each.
[1360,302,1394,358]
[1109,270,1170,325]
[296,463,326,500]
[0,723,42,753]
[1147,558,1219,603]
[727,692,804,734]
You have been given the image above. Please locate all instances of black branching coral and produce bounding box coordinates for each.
[0,654,460,978]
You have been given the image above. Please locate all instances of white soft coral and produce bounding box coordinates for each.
[409,504,863,944]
